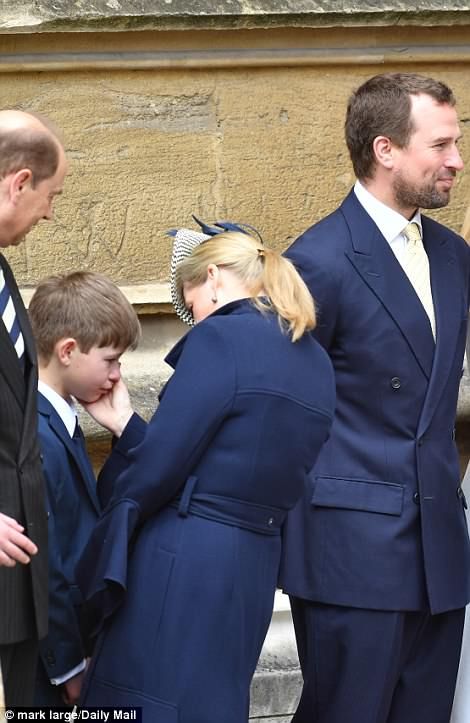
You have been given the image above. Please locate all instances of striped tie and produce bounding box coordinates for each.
[0,267,25,362]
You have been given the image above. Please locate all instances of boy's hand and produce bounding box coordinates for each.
[61,670,85,705]
[0,512,38,566]
[79,378,134,438]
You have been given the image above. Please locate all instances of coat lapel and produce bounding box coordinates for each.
[38,394,100,513]
[341,192,435,380]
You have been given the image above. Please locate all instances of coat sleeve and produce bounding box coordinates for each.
[76,320,236,639]
[96,413,147,508]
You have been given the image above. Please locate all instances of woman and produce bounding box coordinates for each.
[77,229,335,721]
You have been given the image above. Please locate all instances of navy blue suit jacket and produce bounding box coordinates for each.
[279,190,470,614]
[37,393,100,685]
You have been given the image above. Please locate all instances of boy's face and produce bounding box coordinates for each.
[67,344,123,403]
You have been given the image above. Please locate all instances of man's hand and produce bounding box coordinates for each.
[0,512,38,566]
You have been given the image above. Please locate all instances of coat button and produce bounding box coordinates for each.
[267,517,274,526]
[390,377,401,389]
[413,492,420,505]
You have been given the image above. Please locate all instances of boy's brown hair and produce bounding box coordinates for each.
[29,271,141,361]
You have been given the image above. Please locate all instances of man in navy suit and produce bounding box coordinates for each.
[0,110,67,706]
[279,73,470,723]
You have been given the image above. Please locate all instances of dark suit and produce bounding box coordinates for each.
[77,299,335,722]
[0,253,48,704]
[279,190,470,723]
[34,393,100,705]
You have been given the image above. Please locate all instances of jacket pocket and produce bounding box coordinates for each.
[312,476,404,516]
[87,676,178,721]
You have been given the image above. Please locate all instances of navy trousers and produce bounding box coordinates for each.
[290,597,465,723]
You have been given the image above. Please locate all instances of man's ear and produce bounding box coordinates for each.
[372,135,395,170]
[10,169,33,203]
[56,338,79,366]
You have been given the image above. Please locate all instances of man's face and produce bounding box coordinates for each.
[0,145,67,247]
[391,93,463,216]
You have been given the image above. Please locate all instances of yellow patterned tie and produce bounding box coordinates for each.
[400,222,436,341]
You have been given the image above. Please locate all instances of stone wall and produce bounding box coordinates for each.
[4,2,470,717]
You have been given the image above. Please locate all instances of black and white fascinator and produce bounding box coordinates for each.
[167,216,262,326]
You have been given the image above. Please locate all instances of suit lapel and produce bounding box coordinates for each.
[418,217,463,435]
[38,394,100,513]
[341,192,435,380]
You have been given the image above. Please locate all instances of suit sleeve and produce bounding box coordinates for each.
[285,228,344,351]
[76,321,236,639]
[38,432,85,681]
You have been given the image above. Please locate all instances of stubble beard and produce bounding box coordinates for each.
[393,171,452,211]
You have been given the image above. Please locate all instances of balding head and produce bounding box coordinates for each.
[0,109,66,248]
[0,109,63,187]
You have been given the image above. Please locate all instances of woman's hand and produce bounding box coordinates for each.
[79,378,134,437]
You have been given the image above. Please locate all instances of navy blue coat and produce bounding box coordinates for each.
[77,299,335,721]
[279,190,470,614]
[35,393,100,704]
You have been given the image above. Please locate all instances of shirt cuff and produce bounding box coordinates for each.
[50,659,86,686]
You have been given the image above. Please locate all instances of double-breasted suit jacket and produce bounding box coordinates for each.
[279,190,470,615]
[77,299,335,722]
[35,393,100,700]
[0,253,48,645]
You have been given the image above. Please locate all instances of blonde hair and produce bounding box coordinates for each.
[176,231,316,342]
[29,271,141,361]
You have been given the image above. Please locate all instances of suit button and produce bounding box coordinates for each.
[390,377,401,390]
[267,517,274,526]
[413,492,420,505]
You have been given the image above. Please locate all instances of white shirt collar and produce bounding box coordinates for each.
[354,180,422,246]
[38,379,77,438]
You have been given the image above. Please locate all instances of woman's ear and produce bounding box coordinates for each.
[207,263,219,282]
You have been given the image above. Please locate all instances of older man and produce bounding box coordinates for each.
[0,110,67,706]
[280,73,470,723]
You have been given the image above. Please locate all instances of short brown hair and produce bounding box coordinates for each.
[345,73,456,180]
[0,127,60,187]
[29,271,141,361]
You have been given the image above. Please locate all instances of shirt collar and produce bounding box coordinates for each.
[38,379,77,438]
[354,180,422,243]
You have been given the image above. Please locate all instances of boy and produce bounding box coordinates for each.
[28,271,140,706]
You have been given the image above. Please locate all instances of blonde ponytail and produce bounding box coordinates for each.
[254,248,316,341]
[176,231,316,341]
